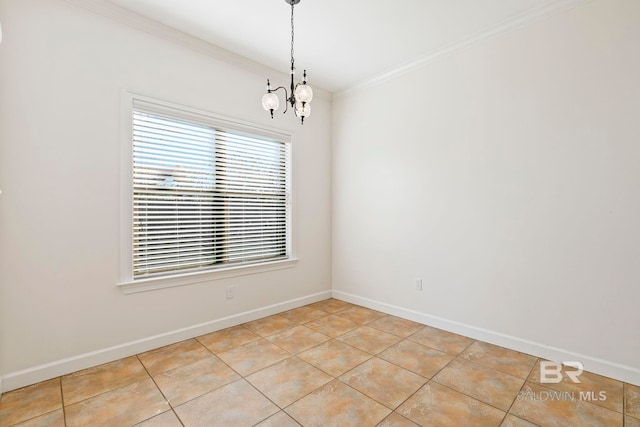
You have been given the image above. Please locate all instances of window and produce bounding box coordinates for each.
[120,95,294,292]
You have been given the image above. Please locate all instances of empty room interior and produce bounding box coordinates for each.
[0,0,639,426]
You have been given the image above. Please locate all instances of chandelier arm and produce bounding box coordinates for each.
[271,86,290,114]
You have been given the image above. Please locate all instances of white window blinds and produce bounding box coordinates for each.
[131,105,290,278]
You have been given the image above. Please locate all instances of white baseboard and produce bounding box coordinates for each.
[332,290,640,386]
[0,290,331,393]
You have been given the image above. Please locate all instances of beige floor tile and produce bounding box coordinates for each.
[62,356,148,405]
[9,409,64,427]
[397,381,506,426]
[339,357,427,409]
[65,378,169,427]
[367,316,424,338]
[337,326,401,354]
[306,314,360,338]
[626,415,640,427]
[500,414,538,427]
[196,325,259,353]
[460,341,537,379]
[309,298,353,313]
[138,339,210,376]
[133,410,182,427]
[246,357,332,407]
[255,411,301,427]
[265,325,330,354]
[335,306,386,324]
[286,380,391,427]
[433,358,525,411]
[526,360,623,413]
[407,325,473,355]
[243,315,297,337]
[217,338,289,376]
[510,382,623,427]
[9,303,633,427]
[153,355,240,406]
[174,379,278,427]
[377,412,420,427]
[378,339,454,378]
[279,306,328,324]
[298,339,371,377]
[627,383,640,418]
[0,378,62,427]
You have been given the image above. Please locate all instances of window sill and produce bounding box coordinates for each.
[117,258,299,294]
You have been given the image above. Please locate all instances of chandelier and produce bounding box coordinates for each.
[261,0,313,125]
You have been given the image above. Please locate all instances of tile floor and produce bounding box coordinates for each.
[1,299,638,427]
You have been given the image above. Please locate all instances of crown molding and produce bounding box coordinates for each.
[61,0,332,101]
[334,0,592,99]
[62,0,591,104]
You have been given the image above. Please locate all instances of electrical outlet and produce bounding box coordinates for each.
[226,285,234,299]
[415,279,423,291]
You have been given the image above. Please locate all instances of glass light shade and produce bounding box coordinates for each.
[294,84,313,103]
[295,102,311,118]
[262,92,280,111]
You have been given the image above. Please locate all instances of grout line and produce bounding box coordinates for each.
[134,355,172,416]
[55,359,155,408]
[248,309,385,417]
[392,340,473,409]
[498,357,542,425]
[432,380,514,414]
[336,378,396,413]
[171,408,186,427]
[448,349,535,383]
[17,299,618,426]
[375,412,417,427]
[386,377,433,421]
[133,354,191,427]
[138,340,245,416]
[365,319,424,340]
[402,337,530,416]
[241,377,285,424]
[59,377,67,427]
[504,377,540,426]
[431,344,542,417]
[59,377,68,427]
[624,383,627,421]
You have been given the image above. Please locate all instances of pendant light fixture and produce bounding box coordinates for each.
[262,0,313,125]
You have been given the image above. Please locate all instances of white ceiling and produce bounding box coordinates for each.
[105,0,563,92]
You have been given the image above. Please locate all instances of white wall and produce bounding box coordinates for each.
[333,0,640,382]
[0,0,332,389]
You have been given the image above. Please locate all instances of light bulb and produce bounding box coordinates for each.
[294,84,313,104]
[295,102,311,118]
[262,92,280,111]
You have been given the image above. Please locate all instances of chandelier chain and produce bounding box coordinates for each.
[290,1,295,70]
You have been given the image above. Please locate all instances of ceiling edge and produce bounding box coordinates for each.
[333,0,592,100]
[61,0,333,101]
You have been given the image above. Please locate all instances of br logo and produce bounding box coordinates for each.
[539,361,583,384]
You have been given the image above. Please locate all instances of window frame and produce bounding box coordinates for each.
[118,92,297,294]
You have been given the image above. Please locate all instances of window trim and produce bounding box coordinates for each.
[118,92,297,294]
